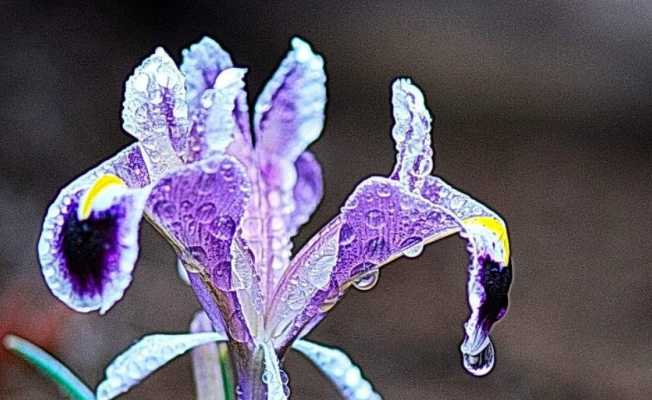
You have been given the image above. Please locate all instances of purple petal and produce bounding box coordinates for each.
[180,37,252,164]
[288,151,323,237]
[183,68,252,164]
[421,176,512,376]
[38,145,151,313]
[270,177,459,350]
[144,155,261,345]
[181,37,234,110]
[122,47,189,156]
[254,37,326,162]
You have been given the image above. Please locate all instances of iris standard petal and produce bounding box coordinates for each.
[95,331,226,400]
[122,47,190,162]
[288,150,323,237]
[181,37,252,149]
[183,68,251,164]
[144,155,262,345]
[38,144,151,314]
[243,38,326,298]
[292,340,382,400]
[253,37,326,162]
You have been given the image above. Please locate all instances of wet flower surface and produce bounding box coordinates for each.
[37,36,512,399]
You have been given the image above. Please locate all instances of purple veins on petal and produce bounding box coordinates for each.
[181,36,235,110]
[144,155,261,344]
[288,151,323,237]
[181,37,252,164]
[183,68,250,164]
[254,37,326,162]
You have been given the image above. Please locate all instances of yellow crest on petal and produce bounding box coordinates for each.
[79,174,126,220]
[463,216,510,265]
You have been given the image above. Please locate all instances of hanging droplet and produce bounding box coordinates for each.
[261,370,271,384]
[403,241,424,258]
[462,339,495,377]
[352,269,380,291]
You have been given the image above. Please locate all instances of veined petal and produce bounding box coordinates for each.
[270,177,459,350]
[38,144,151,314]
[389,78,433,193]
[292,340,382,400]
[254,37,326,162]
[245,38,326,298]
[122,47,189,156]
[288,150,323,237]
[181,36,234,110]
[181,37,252,165]
[421,176,512,376]
[184,68,251,163]
[144,155,262,345]
[95,331,226,400]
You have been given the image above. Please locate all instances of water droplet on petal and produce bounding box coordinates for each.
[365,209,385,229]
[403,241,424,258]
[196,202,217,223]
[376,183,392,198]
[462,339,495,376]
[352,269,380,291]
[339,223,356,246]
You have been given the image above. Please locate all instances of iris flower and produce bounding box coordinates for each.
[36,37,512,399]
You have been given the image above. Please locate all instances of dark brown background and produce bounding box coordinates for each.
[1,1,650,399]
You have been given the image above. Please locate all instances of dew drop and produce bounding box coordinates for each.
[209,215,236,239]
[462,339,495,377]
[403,241,424,258]
[196,202,217,223]
[153,200,176,220]
[376,183,392,198]
[339,223,356,246]
[365,209,385,229]
[262,370,271,384]
[352,269,380,291]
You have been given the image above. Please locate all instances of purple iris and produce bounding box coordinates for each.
[38,37,512,400]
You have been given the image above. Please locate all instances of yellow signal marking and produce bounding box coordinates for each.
[463,216,510,264]
[79,174,126,220]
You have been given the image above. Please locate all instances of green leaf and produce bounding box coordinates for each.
[3,334,95,400]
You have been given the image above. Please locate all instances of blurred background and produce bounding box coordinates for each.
[1,1,651,399]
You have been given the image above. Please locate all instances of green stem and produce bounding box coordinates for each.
[3,334,95,400]
[219,342,235,400]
